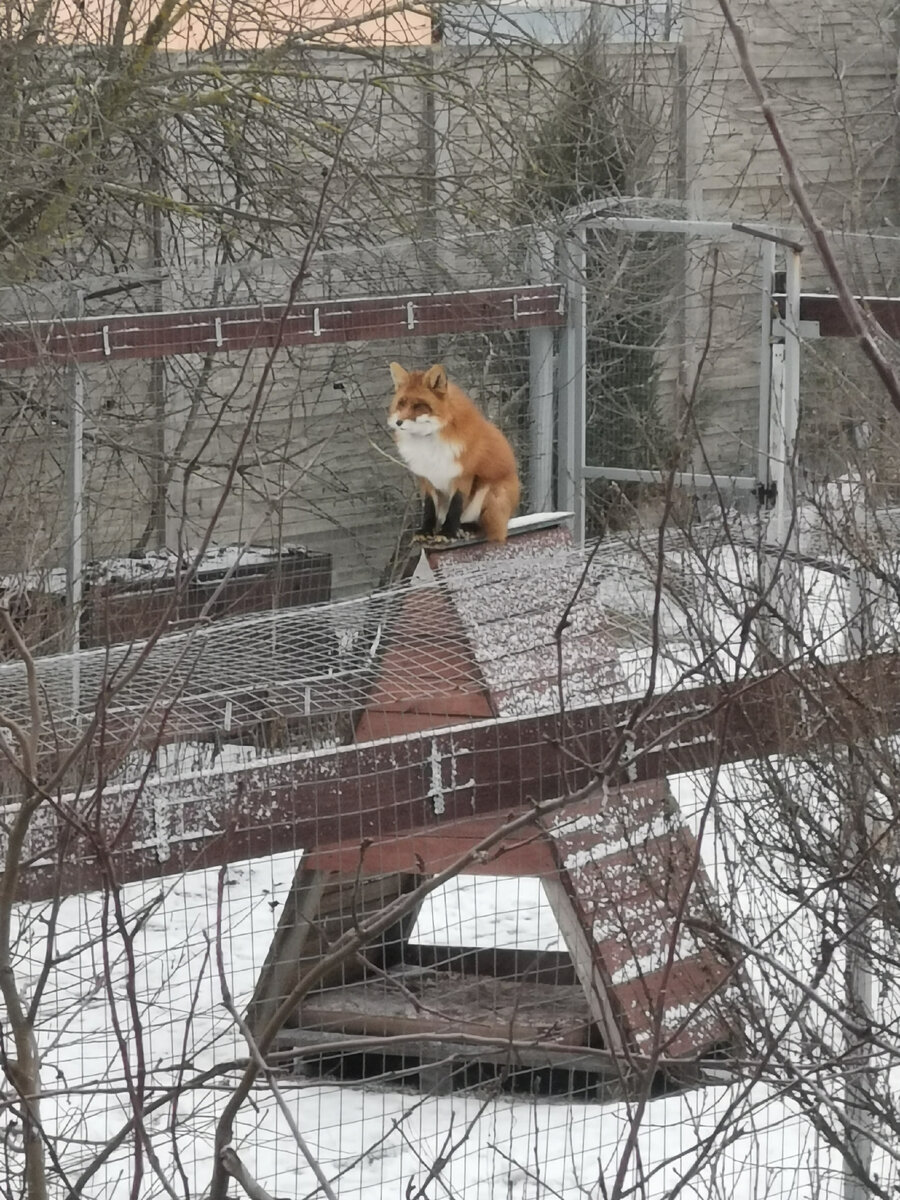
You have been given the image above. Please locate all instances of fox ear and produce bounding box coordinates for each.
[389,362,408,387]
[423,364,447,395]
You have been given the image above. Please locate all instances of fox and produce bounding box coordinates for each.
[388,362,520,543]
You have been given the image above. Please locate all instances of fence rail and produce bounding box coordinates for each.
[0,284,565,368]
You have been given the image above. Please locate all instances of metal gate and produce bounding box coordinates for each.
[555,205,804,545]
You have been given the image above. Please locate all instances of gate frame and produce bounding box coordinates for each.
[556,210,805,545]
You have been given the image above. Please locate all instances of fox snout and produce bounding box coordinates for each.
[389,406,441,435]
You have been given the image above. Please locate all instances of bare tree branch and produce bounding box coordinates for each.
[715,0,900,411]
[219,1147,280,1200]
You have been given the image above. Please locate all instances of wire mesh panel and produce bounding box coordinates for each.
[0,231,552,606]
[794,232,900,488]
[2,0,900,1194]
[3,231,900,1200]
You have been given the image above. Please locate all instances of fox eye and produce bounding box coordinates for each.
[412,403,430,416]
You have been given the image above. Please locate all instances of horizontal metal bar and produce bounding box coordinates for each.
[563,197,806,248]
[582,466,759,490]
[756,544,852,579]
[573,216,805,251]
[577,217,739,238]
[731,222,805,252]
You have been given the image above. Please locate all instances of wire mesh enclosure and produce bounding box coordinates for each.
[3,0,900,1192]
[793,231,900,488]
[557,209,779,540]
[557,212,900,558]
[0,231,559,603]
[1,206,900,1199]
[6,513,900,1198]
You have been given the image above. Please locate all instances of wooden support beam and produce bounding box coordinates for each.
[16,652,900,900]
[0,285,565,369]
[246,869,423,1038]
[275,1027,631,1099]
[774,292,900,338]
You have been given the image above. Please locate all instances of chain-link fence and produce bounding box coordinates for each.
[5,516,900,1197]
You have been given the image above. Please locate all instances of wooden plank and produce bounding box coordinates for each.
[295,974,591,1045]
[247,868,330,1036]
[81,551,332,646]
[406,943,576,984]
[275,1027,630,1086]
[303,817,558,878]
[355,582,495,741]
[16,651,900,900]
[541,875,626,1056]
[0,286,565,370]
[246,869,423,1036]
[774,293,900,338]
[543,784,738,1058]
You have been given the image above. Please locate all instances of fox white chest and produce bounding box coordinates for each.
[394,430,461,496]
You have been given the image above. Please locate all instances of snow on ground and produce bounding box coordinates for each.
[410,874,566,951]
[10,839,865,1199]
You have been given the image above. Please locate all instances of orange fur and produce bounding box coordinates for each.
[388,363,520,543]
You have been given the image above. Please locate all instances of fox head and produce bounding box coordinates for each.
[388,363,448,437]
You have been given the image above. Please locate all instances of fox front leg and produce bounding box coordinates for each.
[439,491,464,540]
[417,493,438,538]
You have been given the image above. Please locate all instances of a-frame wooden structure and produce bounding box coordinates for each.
[246,523,741,1098]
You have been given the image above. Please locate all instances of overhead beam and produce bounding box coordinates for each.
[0,285,565,370]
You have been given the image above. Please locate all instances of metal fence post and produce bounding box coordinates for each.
[66,288,85,715]
[558,231,586,542]
[66,291,85,647]
[777,246,802,544]
[763,246,802,660]
[528,231,555,513]
[844,559,876,1200]
[757,240,776,494]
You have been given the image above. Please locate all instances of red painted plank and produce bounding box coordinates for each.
[543,785,738,1057]
[612,952,736,1056]
[14,651,900,901]
[0,286,565,369]
[774,293,900,338]
[304,815,557,877]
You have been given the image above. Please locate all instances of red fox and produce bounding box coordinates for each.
[388,362,520,543]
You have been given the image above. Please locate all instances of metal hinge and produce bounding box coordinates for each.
[755,480,777,508]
